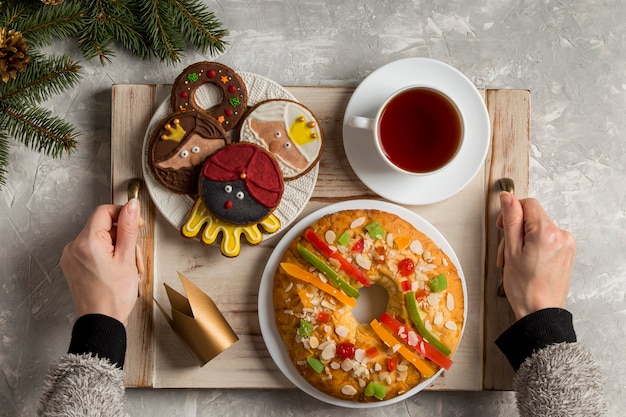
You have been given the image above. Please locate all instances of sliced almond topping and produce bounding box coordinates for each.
[341,385,358,396]
[284,282,293,292]
[309,336,320,349]
[330,361,340,370]
[434,312,444,326]
[350,217,365,229]
[386,233,394,248]
[335,325,349,338]
[446,293,455,311]
[341,358,354,371]
[427,292,442,307]
[445,321,458,331]
[325,230,336,244]
[321,342,337,360]
[409,240,423,255]
[355,253,372,270]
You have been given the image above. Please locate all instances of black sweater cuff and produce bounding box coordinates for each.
[68,314,127,369]
[495,308,576,371]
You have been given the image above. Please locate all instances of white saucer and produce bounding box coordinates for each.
[258,199,467,408]
[141,72,318,237]
[342,58,490,205]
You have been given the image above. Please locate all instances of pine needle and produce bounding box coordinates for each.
[170,0,228,55]
[3,2,87,48]
[0,106,79,158]
[0,131,8,187]
[0,54,82,106]
[135,0,185,63]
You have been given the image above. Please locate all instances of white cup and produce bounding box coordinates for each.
[348,85,464,176]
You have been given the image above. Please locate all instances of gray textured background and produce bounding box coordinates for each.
[1,1,624,416]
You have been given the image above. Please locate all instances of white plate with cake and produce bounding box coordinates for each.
[258,199,467,407]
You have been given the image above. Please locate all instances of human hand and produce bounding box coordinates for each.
[497,192,576,320]
[60,200,142,325]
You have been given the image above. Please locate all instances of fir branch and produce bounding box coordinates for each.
[136,0,185,64]
[77,19,116,64]
[0,2,30,29]
[0,106,78,158]
[5,2,87,48]
[0,54,81,106]
[78,0,150,64]
[0,130,8,188]
[170,0,228,55]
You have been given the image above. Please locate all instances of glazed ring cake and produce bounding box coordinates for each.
[147,111,229,194]
[273,209,464,402]
[171,61,248,131]
[239,99,324,180]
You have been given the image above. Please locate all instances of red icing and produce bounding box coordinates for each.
[207,70,217,78]
[225,108,234,117]
[180,91,188,99]
[202,144,283,208]
[228,85,237,93]
[224,200,233,209]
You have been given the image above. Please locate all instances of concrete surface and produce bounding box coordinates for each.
[1,0,624,415]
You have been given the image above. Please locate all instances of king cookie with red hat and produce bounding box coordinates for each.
[199,143,284,225]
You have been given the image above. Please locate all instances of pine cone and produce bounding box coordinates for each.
[0,28,31,83]
[41,0,65,4]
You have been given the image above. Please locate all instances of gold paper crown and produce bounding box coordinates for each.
[161,119,187,142]
[289,115,318,147]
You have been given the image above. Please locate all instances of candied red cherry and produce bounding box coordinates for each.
[336,341,356,360]
[316,311,331,323]
[351,238,364,253]
[398,258,415,277]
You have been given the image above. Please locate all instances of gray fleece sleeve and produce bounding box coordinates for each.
[513,342,607,417]
[38,353,128,417]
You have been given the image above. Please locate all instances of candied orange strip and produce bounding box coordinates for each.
[280,263,357,307]
[370,319,436,378]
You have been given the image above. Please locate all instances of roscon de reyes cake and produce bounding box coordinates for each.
[273,209,464,402]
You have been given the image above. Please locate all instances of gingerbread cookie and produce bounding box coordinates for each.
[171,62,248,131]
[239,99,324,180]
[147,111,229,194]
